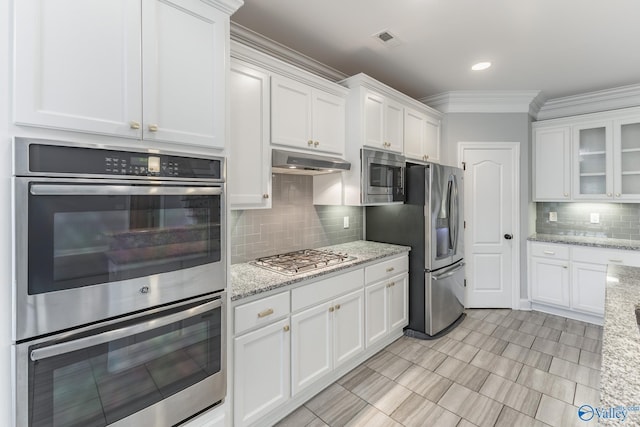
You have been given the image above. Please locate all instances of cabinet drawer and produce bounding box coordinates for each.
[572,246,640,267]
[292,269,364,312]
[235,292,290,335]
[365,255,408,284]
[529,243,570,260]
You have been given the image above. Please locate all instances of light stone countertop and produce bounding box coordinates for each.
[230,240,411,301]
[600,264,640,425]
[528,233,640,251]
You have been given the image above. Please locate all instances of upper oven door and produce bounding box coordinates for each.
[14,178,225,340]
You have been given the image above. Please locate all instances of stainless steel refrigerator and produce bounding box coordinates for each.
[366,162,465,337]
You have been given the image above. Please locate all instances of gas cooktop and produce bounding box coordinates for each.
[252,249,354,275]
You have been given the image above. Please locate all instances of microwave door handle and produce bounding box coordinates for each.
[30,298,223,362]
[30,184,223,196]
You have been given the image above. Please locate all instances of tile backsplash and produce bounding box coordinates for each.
[536,202,640,240]
[230,174,363,264]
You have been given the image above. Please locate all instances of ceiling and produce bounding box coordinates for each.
[231,0,640,102]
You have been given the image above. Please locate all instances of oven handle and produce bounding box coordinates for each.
[30,298,223,362]
[29,184,223,196]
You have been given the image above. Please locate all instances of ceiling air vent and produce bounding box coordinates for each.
[373,29,401,47]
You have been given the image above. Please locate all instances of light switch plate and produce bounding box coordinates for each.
[549,212,557,222]
[590,213,600,224]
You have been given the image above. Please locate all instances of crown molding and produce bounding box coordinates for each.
[204,0,243,15]
[536,83,640,121]
[420,90,543,116]
[230,22,348,82]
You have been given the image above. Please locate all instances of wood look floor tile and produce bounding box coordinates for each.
[460,317,499,335]
[465,309,491,320]
[531,337,581,363]
[365,350,412,380]
[558,331,601,353]
[395,364,453,403]
[564,319,588,336]
[536,394,597,427]
[499,316,524,330]
[438,383,503,427]
[584,325,603,341]
[470,349,524,382]
[349,371,413,415]
[457,419,480,427]
[573,383,600,407]
[337,365,376,391]
[484,311,511,325]
[384,336,412,355]
[548,357,600,389]
[518,322,562,341]
[344,404,403,427]
[495,406,549,427]
[275,405,318,427]
[390,392,461,427]
[578,349,602,371]
[501,342,553,372]
[479,373,542,417]
[306,418,330,427]
[463,331,509,355]
[516,365,577,404]
[410,347,448,371]
[430,337,480,363]
[446,325,472,342]
[305,383,368,427]
[434,357,491,392]
[492,326,536,348]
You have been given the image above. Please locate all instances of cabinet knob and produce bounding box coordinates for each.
[615,193,621,197]
[283,325,290,332]
[308,140,314,146]
[329,306,335,312]
[130,121,141,130]
[263,194,269,199]
[335,304,341,310]
[607,193,612,197]
[148,124,158,132]
[564,193,569,197]
[314,141,320,147]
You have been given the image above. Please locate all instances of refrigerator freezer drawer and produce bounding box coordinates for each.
[427,262,465,336]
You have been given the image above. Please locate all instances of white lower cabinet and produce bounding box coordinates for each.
[233,318,290,427]
[291,289,364,396]
[571,261,607,315]
[530,256,570,308]
[365,273,408,347]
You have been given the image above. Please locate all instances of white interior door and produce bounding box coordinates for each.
[460,143,519,308]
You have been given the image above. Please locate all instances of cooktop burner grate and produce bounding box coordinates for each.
[252,249,354,275]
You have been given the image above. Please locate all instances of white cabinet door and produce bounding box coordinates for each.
[571,261,606,315]
[365,280,389,347]
[423,116,441,163]
[234,318,290,427]
[14,0,142,137]
[572,121,613,200]
[533,126,571,200]
[364,91,385,149]
[404,108,440,162]
[384,98,404,153]
[613,116,640,200]
[271,76,313,149]
[389,274,409,331]
[530,257,570,308]
[333,290,364,369]
[291,301,332,396]
[312,90,346,155]
[229,61,271,209]
[142,0,226,148]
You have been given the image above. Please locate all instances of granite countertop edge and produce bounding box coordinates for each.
[600,264,640,423]
[528,233,640,251]
[230,240,411,301]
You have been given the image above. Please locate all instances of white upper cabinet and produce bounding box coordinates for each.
[362,89,403,153]
[404,107,441,163]
[532,107,640,202]
[271,75,345,155]
[532,126,571,201]
[229,60,271,209]
[14,0,235,150]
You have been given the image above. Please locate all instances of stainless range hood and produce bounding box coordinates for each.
[272,149,351,175]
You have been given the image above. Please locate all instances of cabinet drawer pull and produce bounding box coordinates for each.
[129,121,141,130]
[283,325,290,332]
[148,124,158,132]
[386,267,395,273]
[257,308,274,318]
[543,251,555,255]
[609,259,623,263]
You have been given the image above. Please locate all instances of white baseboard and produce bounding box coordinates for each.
[518,299,532,311]
[530,302,603,326]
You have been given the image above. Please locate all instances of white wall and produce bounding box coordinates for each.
[439,112,533,301]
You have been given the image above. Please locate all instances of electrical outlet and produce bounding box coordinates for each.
[590,213,600,224]
[343,216,349,229]
[549,212,557,222]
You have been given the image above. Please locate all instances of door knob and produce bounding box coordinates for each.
[504,234,513,240]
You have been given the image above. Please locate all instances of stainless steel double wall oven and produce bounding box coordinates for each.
[12,138,227,426]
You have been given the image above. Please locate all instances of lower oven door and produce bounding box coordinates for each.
[14,295,225,427]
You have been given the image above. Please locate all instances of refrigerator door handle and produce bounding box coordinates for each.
[432,262,465,280]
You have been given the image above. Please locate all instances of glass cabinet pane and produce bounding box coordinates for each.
[620,122,640,195]
[578,127,607,195]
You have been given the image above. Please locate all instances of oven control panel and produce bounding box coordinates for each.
[27,143,222,179]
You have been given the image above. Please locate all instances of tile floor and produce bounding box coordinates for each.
[275,309,603,427]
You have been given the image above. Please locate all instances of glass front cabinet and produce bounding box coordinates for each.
[614,118,640,200]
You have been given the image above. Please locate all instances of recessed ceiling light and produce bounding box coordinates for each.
[471,62,492,71]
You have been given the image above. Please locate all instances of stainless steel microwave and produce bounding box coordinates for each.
[361,148,406,204]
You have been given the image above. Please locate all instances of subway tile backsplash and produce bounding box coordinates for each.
[536,202,640,240]
[230,174,363,264]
